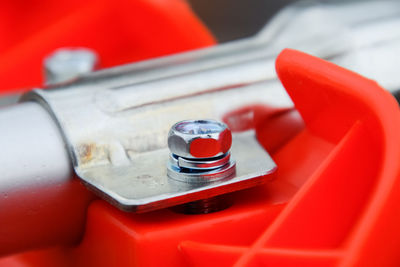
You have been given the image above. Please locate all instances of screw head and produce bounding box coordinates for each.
[168,119,232,159]
[43,47,98,85]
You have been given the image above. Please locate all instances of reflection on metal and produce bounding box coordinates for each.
[167,119,236,183]
[167,119,232,159]
[21,0,400,212]
[167,154,236,184]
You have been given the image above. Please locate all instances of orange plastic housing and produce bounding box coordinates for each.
[1,1,400,267]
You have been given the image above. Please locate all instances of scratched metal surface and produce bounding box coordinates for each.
[77,131,276,212]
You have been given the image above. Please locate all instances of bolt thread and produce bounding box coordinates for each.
[171,194,233,214]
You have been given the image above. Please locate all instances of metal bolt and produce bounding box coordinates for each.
[43,48,98,85]
[168,119,232,159]
[171,194,234,214]
[167,119,236,183]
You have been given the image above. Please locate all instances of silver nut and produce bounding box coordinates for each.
[167,119,232,159]
[44,47,98,85]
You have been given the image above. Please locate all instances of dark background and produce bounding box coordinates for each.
[188,0,360,42]
[188,0,300,42]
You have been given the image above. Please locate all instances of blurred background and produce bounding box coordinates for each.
[1,0,399,100]
[188,0,300,42]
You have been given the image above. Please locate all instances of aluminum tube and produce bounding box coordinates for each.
[0,102,93,256]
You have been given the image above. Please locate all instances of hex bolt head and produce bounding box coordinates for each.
[168,119,232,159]
[43,47,98,85]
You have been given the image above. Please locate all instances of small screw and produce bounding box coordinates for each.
[167,119,236,183]
[43,47,98,85]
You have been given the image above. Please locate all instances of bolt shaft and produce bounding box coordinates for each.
[171,194,233,214]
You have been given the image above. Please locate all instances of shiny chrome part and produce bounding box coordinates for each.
[168,119,232,159]
[167,119,236,183]
[20,0,400,212]
[174,153,231,170]
[44,48,98,85]
[167,159,236,183]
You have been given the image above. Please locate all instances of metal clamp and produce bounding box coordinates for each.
[21,32,288,212]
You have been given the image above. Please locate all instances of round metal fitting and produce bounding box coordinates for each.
[44,47,98,85]
[167,119,232,159]
[167,119,236,183]
[169,153,231,170]
[167,160,236,183]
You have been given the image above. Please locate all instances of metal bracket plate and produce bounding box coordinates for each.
[23,82,279,212]
[20,39,291,212]
[76,130,275,212]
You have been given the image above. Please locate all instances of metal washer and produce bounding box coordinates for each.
[167,159,236,183]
